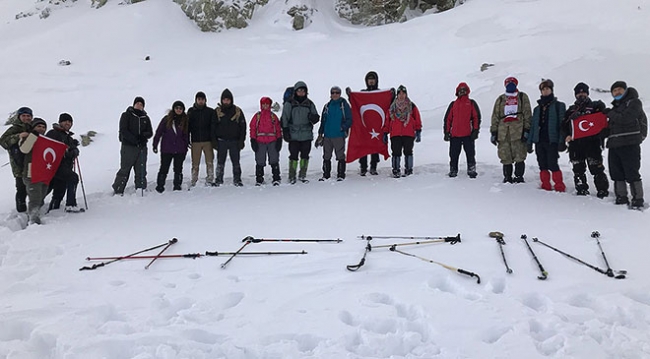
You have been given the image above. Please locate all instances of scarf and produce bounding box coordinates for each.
[503,92,519,122]
[390,97,412,126]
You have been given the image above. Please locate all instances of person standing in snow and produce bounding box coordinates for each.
[281,81,319,184]
[490,76,532,183]
[0,106,33,213]
[153,101,190,192]
[605,81,647,209]
[316,86,352,181]
[561,82,609,198]
[212,89,246,187]
[45,113,82,212]
[443,82,481,178]
[527,79,566,192]
[19,118,48,224]
[111,96,153,195]
[384,85,422,178]
[187,91,217,187]
[250,97,283,186]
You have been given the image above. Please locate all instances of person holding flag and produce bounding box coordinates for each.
[384,85,422,178]
[562,82,609,198]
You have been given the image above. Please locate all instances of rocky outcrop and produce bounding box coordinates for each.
[172,0,269,32]
[336,0,458,26]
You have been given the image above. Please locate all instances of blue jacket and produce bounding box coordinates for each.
[319,98,352,138]
[529,98,565,144]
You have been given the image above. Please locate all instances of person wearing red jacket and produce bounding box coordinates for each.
[250,97,283,186]
[384,85,423,178]
[443,82,481,178]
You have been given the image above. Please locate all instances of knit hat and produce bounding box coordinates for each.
[365,71,378,81]
[504,76,518,87]
[610,81,627,93]
[195,91,206,100]
[260,97,272,106]
[221,89,233,102]
[59,113,73,123]
[133,96,145,107]
[330,86,342,94]
[539,79,554,91]
[17,107,33,117]
[31,118,47,129]
[573,82,589,96]
[172,100,185,111]
[397,85,408,95]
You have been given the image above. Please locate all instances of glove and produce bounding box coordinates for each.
[68,147,80,158]
[275,139,282,152]
[444,133,450,142]
[390,88,396,100]
[72,139,80,147]
[383,133,389,144]
[557,141,567,152]
[345,87,351,96]
[471,129,479,140]
[315,134,324,148]
[490,132,498,146]
[152,147,158,154]
[526,143,534,154]
[415,130,421,143]
[282,128,291,142]
[308,113,320,125]
[602,108,611,115]
[521,130,529,143]
[250,139,259,152]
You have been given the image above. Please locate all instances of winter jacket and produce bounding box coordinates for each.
[319,98,352,138]
[606,87,648,149]
[384,101,423,138]
[0,118,32,178]
[213,104,246,145]
[45,123,78,170]
[188,104,216,143]
[529,97,566,144]
[281,97,319,142]
[443,83,481,138]
[153,114,190,154]
[490,92,532,143]
[250,109,282,144]
[119,106,153,148]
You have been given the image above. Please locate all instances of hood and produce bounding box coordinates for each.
[613,87,639,105]
[293,81,308,93]
[456,82,471,96]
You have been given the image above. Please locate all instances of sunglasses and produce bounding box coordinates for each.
[331,91,341,95]
[174,106,184,110]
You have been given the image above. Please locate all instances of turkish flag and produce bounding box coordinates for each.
[346,90,392,163]
[31,135,67,185]
[571,113,608,140]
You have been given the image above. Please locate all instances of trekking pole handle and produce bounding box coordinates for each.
[458,268,481,284]
[445,234,461,244]
[243,236,260,243]
[591,231,600,238]
[79,262,105,271]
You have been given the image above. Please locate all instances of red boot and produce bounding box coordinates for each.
[540,170,552,191]
[552,170,566,192]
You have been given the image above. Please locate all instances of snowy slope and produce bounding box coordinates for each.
[1,0,650,358]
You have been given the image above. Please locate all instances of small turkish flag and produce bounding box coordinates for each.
[346,90,392,163]
[571,112,608,140]
[31,135,67,185]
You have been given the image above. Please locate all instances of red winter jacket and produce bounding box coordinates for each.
[250,98,282,144]
[443,83,481,138]
[384,101,423,138]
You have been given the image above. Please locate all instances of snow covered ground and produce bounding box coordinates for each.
[1,0,650,358]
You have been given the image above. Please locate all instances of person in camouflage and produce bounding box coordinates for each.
[0,107,33,212]
[490,76,532,183]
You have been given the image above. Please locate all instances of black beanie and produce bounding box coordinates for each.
[221,89,233,103]
[610,81,627,93]
[539,79,554,91]
[133,96,145,107]
[574,82,589,96]
[31,118,47,129]
[59,113,73,123]
[172,100,185,111]
[195,91,206,100]
[397,85,408,95]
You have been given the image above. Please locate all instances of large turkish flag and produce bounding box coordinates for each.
[571,112,608,140]
[31,135,67,185]
[346,90,392,163]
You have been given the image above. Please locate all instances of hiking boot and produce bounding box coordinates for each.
[596,190,609,199]
[65,206,85,213]
[467,165,477,179]
[615,196,629,205]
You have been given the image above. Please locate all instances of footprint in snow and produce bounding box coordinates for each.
[338,310,358,326]
[427,276,481,301]
[485,277,507,294]
[480,325,512,344]
[520,293,551,313]
[187,273,200,280]
[361,292,394,307]
[221,292,244,310]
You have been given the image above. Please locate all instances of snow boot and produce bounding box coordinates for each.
[392,156,401,178]
[156,173,166,193]
[289,160,298,184]
[337,160,346,181]
[614,181,629,205]
[299,158,309,183]
[404,155,414,176]
[594,172,609,199]
[215,164,225,186]
[574,173,589,195]
[503,164,513,183]
[513,162,525,183]
[255,165,265,186]
[552,170,566,192]
[48,198,62,212]
[173,173,183,191]
[271,163,281,185]
[540,170,552,191]
[467,164,477,179]
[233,164,243,187]
[630,180,645,209]
[65,206,85,213]
[320,160,331,181]
[448,166,458,178]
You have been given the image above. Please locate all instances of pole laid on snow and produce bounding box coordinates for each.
[358,234,461,242]
[79,238,176,271]
[521,234,547,280]
[389,245,481,284]
[221,239,252,269]
[591,231,626,278]
[86,251,308,260]
[144,238,178,270]
[243,236,342,243]
[489,231,512,274]
[346,239,372,272]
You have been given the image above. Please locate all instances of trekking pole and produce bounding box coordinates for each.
[347,239,372,272]
[591,231,627,278]
[80,239,175,271]
[221,238,252,269]
[243,236,342,243]
[140,149,145,197]
[86,251,308,260]
[389,245,481,284]
[521,234,548,280]
[144,238,178,269]
[371,238,460,249]
[1,161,9,168]
[358,234,461,242]
[75,158,88,210]
[489,231,512,274]
[532,237,626,279]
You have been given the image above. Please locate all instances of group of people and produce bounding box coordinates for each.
[2,73,647,225]
[1,109,82,224]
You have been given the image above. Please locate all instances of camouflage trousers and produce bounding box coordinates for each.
[497,140,527,165]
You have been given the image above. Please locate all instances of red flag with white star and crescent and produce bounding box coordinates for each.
[571,112,608,140]
[346,89,392,163]
[31,135,67,185]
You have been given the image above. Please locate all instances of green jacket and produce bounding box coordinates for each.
[0,118,32,178]
[490,92,532,142]
[281,98,319,142]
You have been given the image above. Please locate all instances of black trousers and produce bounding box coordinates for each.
[449,136,476,170]
[288,140,311,161]
[535,142,560,172]
[50,164,79,207]
[390,136,414,157]
[159,152,186,177]
[359,153,380,170]
[609,145,641,182]
[216,140,241,166]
